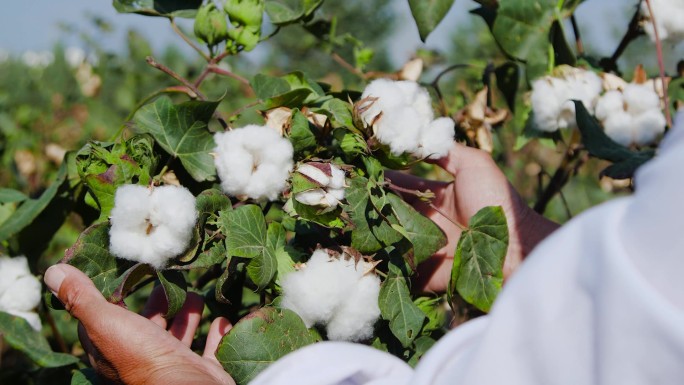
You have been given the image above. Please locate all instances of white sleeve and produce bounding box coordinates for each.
[250,110,684,385]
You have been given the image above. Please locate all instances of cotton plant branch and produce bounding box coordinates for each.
[643,0,673,127]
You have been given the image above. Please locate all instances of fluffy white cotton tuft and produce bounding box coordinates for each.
[530,68,602,132]
[640,0,684,42]
[360,79,454,159]
[294,163,346,212]
[213,125,294,201]
[0,256,42,331]
[280,250,381,342]
[109,184,197,269]
[595,83,666,146]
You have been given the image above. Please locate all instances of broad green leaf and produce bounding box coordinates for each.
[449,206,508,313]
[0,311,80,368]
[0,188,28,204]
[387,194,447,264]
[414,297,447,335]
[133,97,219,182]
[668,77,684,117]
[379,272,426,348]
[0,157,68,243]
[246,222,282,290]
[289,109,318,154]
[407,336,437,367]
[574,101,654,179]
[251,72,326,108]
[113,0,202,18]
[216,307,318,385]
[321,98,354,128]
[172,242,227,270]
[408,0,456,42]
[157,270,187,318]
[221,205,267,259]
[110,263,155,305]
[63,223,135,299]
[264,0,323,25]
[197,188,232,216]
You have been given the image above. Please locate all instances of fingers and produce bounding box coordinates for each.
[168,292,205,346]
[432,142,494,177]
[141,285,169,329]
[203,317,233,365]
[44,264,113,328]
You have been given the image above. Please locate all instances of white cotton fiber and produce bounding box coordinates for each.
[109,184,197,269]
[280,250,381,342]
[294,162,346,212]
[640,0,684,42]
[360,79,454,159]
[213,125,294,201]
[0,256,42,331]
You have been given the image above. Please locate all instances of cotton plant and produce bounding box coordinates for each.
[530,67,603,132]
[358,79,455,159]
[280,249,381,342]
[595,83,666,147]
[213,124,294,201]
[0,256,42,331]
[640,0,684,42]
[109,184,198,269]
[293,162,346,213]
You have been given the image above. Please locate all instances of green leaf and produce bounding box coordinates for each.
[71,368,102,385]
[321,98,354,128]
[246,222,282,290]
[289,109,317,154]
[667,76,684,117]
[387,193,447,264]
[286,198,346,229]
[0,157,68,243]
[408,0,456,42]
[0,311,80,368]
[0,188,28,204]
[379,272,426,348]
[113,0,202,18]
[63,223,135,299]
[222,205,268,259]
[407,335,437,367]
[133,97,219,182]
[251,72,326,109]
[449,206,508,313]
[573,101,655,179]
[157,270,187,318]
[264,0,323,26]
[216,307,318,385]
[414,297,447,335]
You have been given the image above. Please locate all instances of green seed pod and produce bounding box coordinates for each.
[194,2,229,47]
[227,25,260,51]
[224,0,264,28]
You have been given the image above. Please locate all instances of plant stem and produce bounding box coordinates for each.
[208,65,253,90]
[644,0,673,127]
[170,17,210,62]
[146,56,206,100]
[430,64,470,117]
[570,15,585,56]
[599,6,643,74]
[331,52,365,79]
[534,129,584,213]
[429,203,467,231]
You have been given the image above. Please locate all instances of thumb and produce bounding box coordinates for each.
[44,264,111,327]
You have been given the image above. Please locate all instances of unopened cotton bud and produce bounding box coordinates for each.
[194,3,229,47]
[224,0,264,27]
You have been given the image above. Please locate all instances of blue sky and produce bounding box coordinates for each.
[0,0,679,67]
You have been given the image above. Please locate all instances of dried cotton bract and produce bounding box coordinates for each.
[359,79,455,159]
[109,184,197,269]
[595,83,666,147]
[530,68,602,132]
[213,125,294,201]
[0,256,42,331]
[294,162,346,212]
[640,0,684,42]
[280,250,381,342]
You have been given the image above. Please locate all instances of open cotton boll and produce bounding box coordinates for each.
[640,0,684,42]
[416,117,456,159]
[0,256,42,331]
[530,68,602,132]
[326,274,381,342]
[294,162,346,211]
[595,83,666,146]
[109,184,197,269]
[213,125,294,201]
[280,250,382,341]
[374,107,424,156]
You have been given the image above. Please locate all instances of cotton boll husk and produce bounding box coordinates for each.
[632,109,666,146]
[603,112,634,147]
[213,125,293,201]
[417,117,455,159]
[326,274,381,342]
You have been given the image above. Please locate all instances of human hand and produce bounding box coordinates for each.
[387,143,559,293]
[44,264,235,385]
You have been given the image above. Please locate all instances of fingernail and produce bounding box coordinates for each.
[44,265,66,297]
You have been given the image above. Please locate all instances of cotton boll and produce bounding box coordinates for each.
[297,164,330,186]
[632,109,666,146]
[328,166,346,190]
[640,0,684,42]
[417,117,455,159]
[603,112,634,147]
[109,184,198,269]
[530,78,565,132]
[295,189,327,206]
[0,256,42,331]
[293,163,347,210]
[623,84,661,115]
[374,107,423,156]
[214,125,294,201]
[595,91,624,121]
[326,275,381,342]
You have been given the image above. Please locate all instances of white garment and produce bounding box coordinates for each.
[250,110,684,385]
